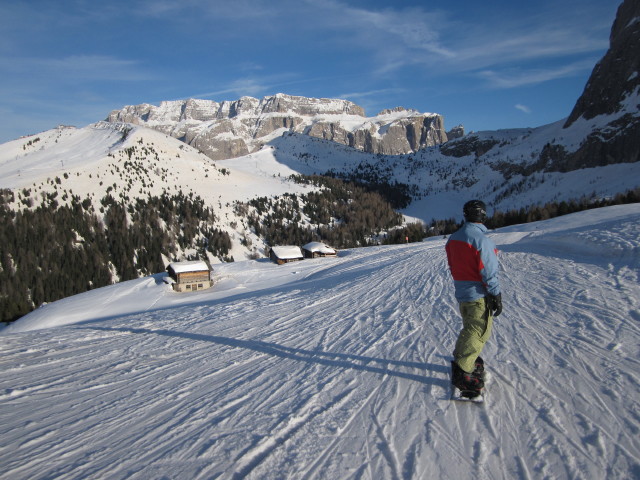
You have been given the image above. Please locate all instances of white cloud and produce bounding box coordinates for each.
[477,58,598,89]
[301,1,611,85]
[515,104,532,114]
[338,88,405,101]
[189,72,304,101]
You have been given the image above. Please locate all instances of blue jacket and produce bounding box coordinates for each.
[445,222,500,302]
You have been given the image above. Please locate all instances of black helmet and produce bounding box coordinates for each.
[463,200,487,222]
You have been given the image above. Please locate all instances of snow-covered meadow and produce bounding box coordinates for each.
[2,204,639,479]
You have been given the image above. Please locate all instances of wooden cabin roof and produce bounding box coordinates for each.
[270,246,303,260]
[167,260,210,274]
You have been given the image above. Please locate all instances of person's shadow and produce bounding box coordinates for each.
[87,325,450,388]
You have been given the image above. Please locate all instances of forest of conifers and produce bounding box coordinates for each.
[0,190,231,323]
[1,175,638,324]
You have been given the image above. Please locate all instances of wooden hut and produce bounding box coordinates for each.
[269,246,304,265]
[302,242,337,259]
[166,260,213,292]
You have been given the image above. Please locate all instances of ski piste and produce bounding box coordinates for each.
[2,205,639,479]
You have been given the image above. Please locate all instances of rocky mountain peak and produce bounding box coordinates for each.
[259,93,365,116]
[564,0,640,126]
[552,0,640,170]
[107,94,450,160]
[377,107,417,115]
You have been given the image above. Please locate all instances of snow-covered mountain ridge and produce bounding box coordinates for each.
[107,93,450,160]
[0,122,319,262]
[102,1,639,218]
[2,204,639,479]
[0,0,638,326]
[2,1,638,228]
[3,115,638,254]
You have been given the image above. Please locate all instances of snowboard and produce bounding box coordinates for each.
[450,360,486,403]
[451,386,485,403]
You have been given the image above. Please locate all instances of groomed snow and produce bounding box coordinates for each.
[1,204,639,479]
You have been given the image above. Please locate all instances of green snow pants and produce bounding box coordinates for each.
[453,297,493,373]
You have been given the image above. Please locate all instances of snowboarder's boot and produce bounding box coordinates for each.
[451,360,484,395]
[472,356,484,380]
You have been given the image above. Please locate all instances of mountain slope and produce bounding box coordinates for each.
[2,204,639,479]
[559,0,640,170]
[0,122,313,208]
[0,122,318,262]
[0,123,128,190]
[432,0,639,176]
[267,125,640,222]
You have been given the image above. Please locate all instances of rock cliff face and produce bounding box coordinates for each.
[561,0,640,168]
[565,0,639,126]
[445,124,465,141]
[441,0,639,172]
[107,94,449,160]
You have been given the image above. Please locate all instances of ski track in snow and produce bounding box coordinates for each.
[1,205,640,479]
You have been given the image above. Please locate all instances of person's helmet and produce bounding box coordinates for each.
[463,200,487,222]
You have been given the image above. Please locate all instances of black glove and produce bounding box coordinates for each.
[486,293,502,317]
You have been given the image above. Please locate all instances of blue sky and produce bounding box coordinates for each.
[0,0,619,143]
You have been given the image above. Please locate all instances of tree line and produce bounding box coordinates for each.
[386,187,640,244]
[2,179,637,324]
[485,189,640,229]
[0,190,231,323]
[239,175,405,250]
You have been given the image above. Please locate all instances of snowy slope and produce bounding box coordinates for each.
[0,122,313,207]
[3,116,639,238]
[0,124,128,189]
[268,120,640,223]
[2,204,639,479]
[0,123,317,262]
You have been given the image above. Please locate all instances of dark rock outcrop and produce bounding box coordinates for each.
[560,0,640,168]
[565,0,640,126]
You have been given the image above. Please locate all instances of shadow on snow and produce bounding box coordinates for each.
[86,325,450,389]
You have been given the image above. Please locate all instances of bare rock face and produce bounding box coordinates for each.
[306,122,351,145]
[565,0,640,126]
[561,0,640,168]
[304,111,447,155]
[446,125,465,140]
[107,94,450,160]
[259,94,365,117]
[441,0,639,175]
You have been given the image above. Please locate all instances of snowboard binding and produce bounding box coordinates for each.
[451,359,485,400]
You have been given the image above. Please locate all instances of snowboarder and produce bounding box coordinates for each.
[445,200,502,397]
